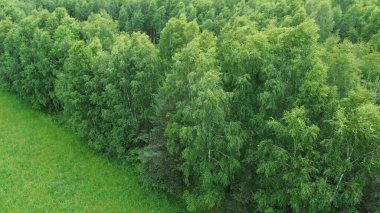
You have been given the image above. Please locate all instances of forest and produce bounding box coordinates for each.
[0,0,379,212]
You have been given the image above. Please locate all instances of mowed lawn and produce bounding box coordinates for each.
[0,90,184,212]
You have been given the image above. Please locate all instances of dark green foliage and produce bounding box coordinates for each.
[336,0,380,42]
[362,173,380,212]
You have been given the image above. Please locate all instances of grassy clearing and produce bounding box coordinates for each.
[0,90,184,212]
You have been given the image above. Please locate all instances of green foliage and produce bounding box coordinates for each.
[306,0,335,41]
[158,15,200,62]
[0,18,14,54]
[256,107,323,212]
[56,39,107,149]
[81,12,119,50]
[323,38,362,98]
[158,32,245,211]
[322,89,380,210]
[0,0,28,22]
[102,32,161,155]
[1,0,379,212]
[336,0,380,42]
[21,28,55,109]
[360,52,380,104]
[51,11,80,73]
[298,60,337,123]
[0,8,79,110]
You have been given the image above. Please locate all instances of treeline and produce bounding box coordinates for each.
[0,0,379,212]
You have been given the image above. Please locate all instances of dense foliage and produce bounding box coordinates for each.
[0,0,379,211]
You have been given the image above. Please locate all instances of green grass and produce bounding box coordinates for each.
[0,90,184,212]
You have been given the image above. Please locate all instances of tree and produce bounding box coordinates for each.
[158,15,199,62]
[0,26,23,92]
[0,15,37,97]
[51,11,80,73]
[81,12,119,50]
[297,60,337,123]
[369,31,380,51]
[158,32,245,211]
[0,1,379,212]
[130,9,144,32]
[101,32,161,155]
[151,6,166,43]
[306,0,335,42]
[56,39,108,150]
[322,88,380,211]
[0,0,27,22]
[2,8,80,111]
[360,52,380,104]
[74,0,91,20]
[323,37,362,98]
[218,16,267,124]
[20,28,55,109]
[255,107,324,212]
[0,18,14,54]
[362,6,380,41]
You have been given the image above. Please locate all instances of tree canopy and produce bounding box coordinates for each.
[0,0,379,212]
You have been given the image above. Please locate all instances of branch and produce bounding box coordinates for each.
[216,150,238,161]
[333,146,352,200]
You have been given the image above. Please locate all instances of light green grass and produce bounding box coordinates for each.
[0,90,184,213]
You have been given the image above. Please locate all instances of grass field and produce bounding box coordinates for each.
[0,90,184,212]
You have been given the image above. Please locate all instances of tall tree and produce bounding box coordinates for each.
[81,12,119,50]
[323,37,362,98]
[101,32,161,155]
[322,88,380,211]
[56,39,108,150]
[306,0,335,42]
[158,15,199,62]
[158,32,245,211]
